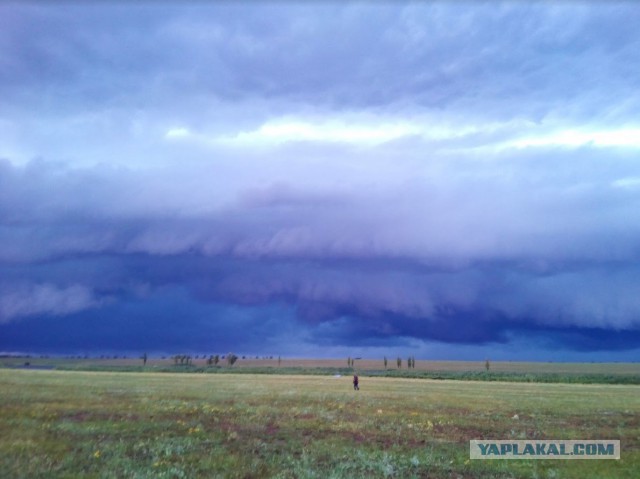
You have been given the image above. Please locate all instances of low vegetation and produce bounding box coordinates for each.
[3,357,638,385]
[1,369,638,478]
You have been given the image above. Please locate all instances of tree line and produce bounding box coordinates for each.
[349,356,418,369]
[167,353,238,367]
[142,353,432,370]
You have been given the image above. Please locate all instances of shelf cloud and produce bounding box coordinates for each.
[1,2,639,359]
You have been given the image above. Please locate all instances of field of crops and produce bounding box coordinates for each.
[4,356,640,376]
[1,369,638,478]
[4,357,638,386]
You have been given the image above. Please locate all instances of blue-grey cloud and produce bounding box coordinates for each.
[1,2,640,358]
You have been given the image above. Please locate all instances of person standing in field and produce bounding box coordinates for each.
[353,374,359,390]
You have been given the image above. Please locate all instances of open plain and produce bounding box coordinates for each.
[1,367,638,478]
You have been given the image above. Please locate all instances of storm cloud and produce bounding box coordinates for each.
[1,2,639,358]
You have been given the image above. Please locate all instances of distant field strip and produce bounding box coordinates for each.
[4,357,639,375]
[3,358,638,384]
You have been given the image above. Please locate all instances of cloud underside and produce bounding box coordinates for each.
[1,3,640,355]
[2,149,639,352]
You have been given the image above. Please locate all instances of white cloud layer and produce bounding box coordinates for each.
[0,284,100,323]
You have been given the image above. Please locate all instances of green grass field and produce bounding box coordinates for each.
[1,369,638,478]
[5,356,640,375]
[3,357,639,385]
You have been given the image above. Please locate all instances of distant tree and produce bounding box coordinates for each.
[347,357,351,368]
[142,352,147,366]
[227,353,238,366]
[214,354,219,366]
[397,357,402,369]
[278,356,281,367]
[207,355,213,366]
[485,359,490,372]
[384,356,388,369]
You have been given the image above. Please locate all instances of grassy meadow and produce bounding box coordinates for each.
[3,357,639,385]
[5,356,640,375]
[1,369,638,478]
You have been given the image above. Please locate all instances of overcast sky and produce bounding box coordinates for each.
[1,2,640,360]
